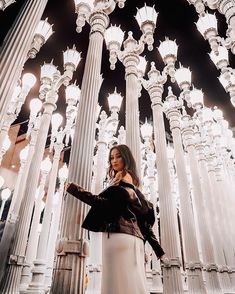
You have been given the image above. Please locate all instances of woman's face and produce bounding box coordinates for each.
[110,148,124,172]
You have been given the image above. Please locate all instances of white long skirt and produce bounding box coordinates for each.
[101,232,148,294]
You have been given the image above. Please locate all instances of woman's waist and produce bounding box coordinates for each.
[100,218,144,240]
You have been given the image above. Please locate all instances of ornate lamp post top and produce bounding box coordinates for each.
[158,37,178,82]
[189,87,204,110]
[140,118,153,142]
[107,88,123,113]
[58,163,68,182]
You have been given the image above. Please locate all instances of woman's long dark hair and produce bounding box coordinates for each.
[108,144,140,187]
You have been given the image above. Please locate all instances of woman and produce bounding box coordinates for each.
[66,144,165,294]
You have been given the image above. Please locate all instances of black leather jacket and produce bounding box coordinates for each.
[67,180,165,259]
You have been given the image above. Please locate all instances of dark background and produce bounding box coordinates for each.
[1,0,235,137]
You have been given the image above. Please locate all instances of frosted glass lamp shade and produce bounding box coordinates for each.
[140,119,153,139]
[175,66,191,86]
[41,63,57,80]
[40,156,52,173]
[29,98,42,115]
[63,46,81,69]
[35,18,53,41]
[135,4,158,28]
[158,38,178,61]
[107,88,123,112]
[105,25,124,47]
[51,113,63,130]
[22,73,37,88]
[196,13,217,36]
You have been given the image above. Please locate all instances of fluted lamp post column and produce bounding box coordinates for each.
[140,121,163,293]
[19,157,52,292]
[44,164,68,291]
[51,1,125,293]
[25,118,64,294]
[105,4,158,172]
[142,60,184,292]
[163,87,207,293]
[181,90,222,293]
[0,49,80,292]
[0,115,41,285]
[195,128,233,293]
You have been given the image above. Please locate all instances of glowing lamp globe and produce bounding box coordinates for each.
[22,73,37,88]
[63,45,81,69]
[51,113,63,131]
[20,145,29,161]
[189,88,204,109]
[65,83,81,104]
[135,4,158,26]
[105,25,125,47]
[107,88,123,112]
[175,66,191,87]
[140,119,153,139]
[40,156,52,173]
[58,163,68,181]
[35,18,54,42]
[1,188,11,201]
[29,98,42,115]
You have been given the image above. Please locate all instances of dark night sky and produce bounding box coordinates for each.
[1,0,235,137]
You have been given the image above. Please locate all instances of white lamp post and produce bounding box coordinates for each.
[135,3,158,51]
[28,18,54,59]
[158,37,178,82]
[0,188,11,220]
[142,62,184,292]
[0,50,79,292]
[164,88,207,293]
[26,130,64,293]
[26,98,42,138]
[50,112,63,152]
[175,65,192,106]
[52,1,125,292]
[0,116,41,289]
[45,163,68,291]
[20,157,52,292]
[105,4,158,173]
[196,12,219,55]
[181,112,223,292]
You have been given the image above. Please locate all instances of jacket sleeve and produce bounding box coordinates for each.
[67,182,141,209]
[144,223,165,259]
[66,182,109,207]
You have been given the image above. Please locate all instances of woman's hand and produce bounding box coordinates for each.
[65,181,85,192]
[160,254,170,264]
